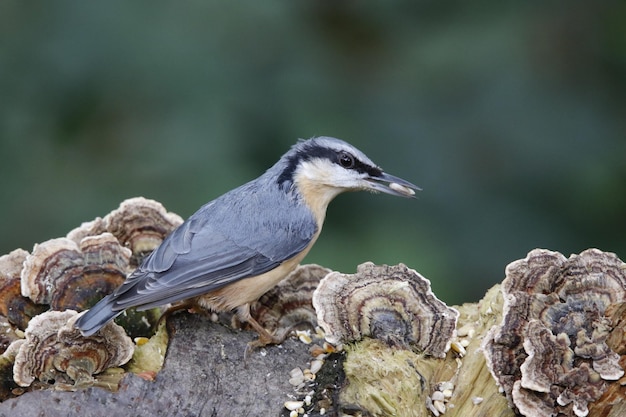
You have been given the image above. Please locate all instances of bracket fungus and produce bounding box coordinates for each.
[0,197,184,397]
[13,198,181,336]
[312,262,458,357]
[483,248,626,417]
[252,264,330,335]
[21,233,132,312]
[67,197,183,267]
[0,249,47,330]
[12,309,134,389]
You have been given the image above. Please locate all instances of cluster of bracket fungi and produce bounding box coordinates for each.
[0,197,182,396]
[1,195,624,417]
[484,248,626,417]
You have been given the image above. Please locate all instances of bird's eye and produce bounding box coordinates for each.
[338,152,355,169]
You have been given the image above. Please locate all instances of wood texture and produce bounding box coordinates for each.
[0,313,312,417]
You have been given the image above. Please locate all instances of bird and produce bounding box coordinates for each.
[75,136,419,346]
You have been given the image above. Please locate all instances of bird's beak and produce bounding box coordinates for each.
[365,172,421,198]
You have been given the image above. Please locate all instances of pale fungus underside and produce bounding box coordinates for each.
[483,248,626,417]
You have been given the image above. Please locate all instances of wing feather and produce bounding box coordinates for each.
[106,181,317,312]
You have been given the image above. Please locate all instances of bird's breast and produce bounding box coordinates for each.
[294,171,343,230]
[195,233,321,312]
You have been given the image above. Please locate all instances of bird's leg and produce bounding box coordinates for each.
[236,304,284,350]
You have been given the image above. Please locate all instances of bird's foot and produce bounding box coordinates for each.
[243,326,290,361]
[249,329,288,348]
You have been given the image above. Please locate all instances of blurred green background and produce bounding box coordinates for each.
[1,1,624,305]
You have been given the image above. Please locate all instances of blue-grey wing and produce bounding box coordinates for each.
[108,187,317,311]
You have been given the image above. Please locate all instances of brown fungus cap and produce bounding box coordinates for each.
[21,234,131,311]
[67,197,183,267]
[483,248,626,417]
[0,249,47,330]
[312,262,458,357]
[251,263,330,334]
[12,309,134,389]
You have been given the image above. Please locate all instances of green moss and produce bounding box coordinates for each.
[126,320,169,377]
[341,339,436,417]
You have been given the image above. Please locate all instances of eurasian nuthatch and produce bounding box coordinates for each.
[76,137,419,345]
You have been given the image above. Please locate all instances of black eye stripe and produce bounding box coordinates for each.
[335,151,382,177]
[355,159,382,177]
[277,143,383,189]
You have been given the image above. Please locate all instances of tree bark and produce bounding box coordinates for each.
[0,313,312,417]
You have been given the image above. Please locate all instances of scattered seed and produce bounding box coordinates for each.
[456,324,473,337]
[425,396,439,417]
[472,396,484,405]
[296,330,312,344]
[303,369,315,381]
[290,367,304,378]
[289,367,305,386]
[438,381,454,392]
[433,399,446,414]
[284,400,304,411]
[289,376,304,386]
[310,359,323,375]
[450,340,466,357]
[134,337,149,346]
[431,391,445,402]
[315,326,326,339]
[309,344,325,357]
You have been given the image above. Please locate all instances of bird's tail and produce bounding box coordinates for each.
[74,294,122,336]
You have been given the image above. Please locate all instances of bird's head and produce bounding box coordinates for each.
[276,137,420,212]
